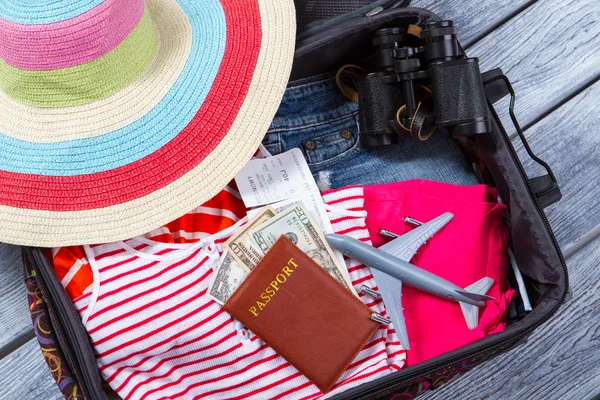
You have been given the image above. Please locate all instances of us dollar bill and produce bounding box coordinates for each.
[208,252,248,305]
[249,202,357,295]
[224,205,277,272]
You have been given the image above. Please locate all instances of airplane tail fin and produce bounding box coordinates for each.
[459,277,495,330]
[454,289,495,303]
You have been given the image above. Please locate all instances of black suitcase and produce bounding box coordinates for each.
[22,2,569,399]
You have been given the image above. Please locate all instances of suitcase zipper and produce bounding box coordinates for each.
[353,100,570,400]
[23,8,568,398]
[297,1,413,41]
[379,1,411,11]
[26,250,94,400]
[24,122,569,400]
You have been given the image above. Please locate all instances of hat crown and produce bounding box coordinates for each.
[0,0,157,107]
[0,0,106,25]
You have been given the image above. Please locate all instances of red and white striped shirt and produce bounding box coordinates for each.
[50,184,247,301]
[69,186,405,399]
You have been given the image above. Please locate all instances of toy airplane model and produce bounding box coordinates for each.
[325,212,494,350]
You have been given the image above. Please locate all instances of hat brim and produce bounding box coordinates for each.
[0,0,296,246]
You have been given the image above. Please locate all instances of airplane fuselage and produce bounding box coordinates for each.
[326,234,485,307]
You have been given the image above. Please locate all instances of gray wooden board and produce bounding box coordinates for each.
[470,0,600,136]
[0,338,63,400]
[0,244,33,353]
[420,239,600,400]
[1,0,600,398]
[512,80,600,257]
[411,0,532,47]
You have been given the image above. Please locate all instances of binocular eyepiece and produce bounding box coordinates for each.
[357,20,491,148]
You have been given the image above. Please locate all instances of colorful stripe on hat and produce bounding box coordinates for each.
[0,0,144,71]
[0,0,103,25]
[0,7,157,107]
[0,0,297,247]
[0,0,225,173]
[0,0,193,144]
[0,0,259,210]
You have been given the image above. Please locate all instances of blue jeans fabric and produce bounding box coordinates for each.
[263,73,478,191]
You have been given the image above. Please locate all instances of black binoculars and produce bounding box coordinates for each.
[357,20,491,148]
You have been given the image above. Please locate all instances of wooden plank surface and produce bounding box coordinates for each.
[469,0,600,135]
[412,0,532,47]
[513,81,600,256]
[1,0,599,399]
[0,338,63,400]
[419,73,600,400]
[0,244,34,355]
[421,240,600,400]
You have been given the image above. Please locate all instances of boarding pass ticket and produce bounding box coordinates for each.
[236,149,346,268]
[235,148,317,208]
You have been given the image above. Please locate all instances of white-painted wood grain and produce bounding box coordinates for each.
[0,338,63,400]
[420,239,600,400]
[412,0,532,47]
[0,244,33,351]
[470,0,600,136]
[512,81,600,255]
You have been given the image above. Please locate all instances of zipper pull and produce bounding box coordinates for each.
[371,313,392,325]
[365,6,384,17]
[361,285,381,298]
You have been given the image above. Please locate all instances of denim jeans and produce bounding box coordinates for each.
[263,72,478,191]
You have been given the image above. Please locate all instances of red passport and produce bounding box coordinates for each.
[222,236,380,393]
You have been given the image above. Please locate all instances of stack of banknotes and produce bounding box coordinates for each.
[209,202,356,304]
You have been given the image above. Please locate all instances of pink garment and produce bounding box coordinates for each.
[363,180,514,366]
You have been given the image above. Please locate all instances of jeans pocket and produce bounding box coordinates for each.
[267,110,363,173]
[261,130,281,156]
[262,142,281,156]
[302,127,361,172]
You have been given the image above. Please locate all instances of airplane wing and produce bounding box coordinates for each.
[379,212,454,262]
[369,267,410,350]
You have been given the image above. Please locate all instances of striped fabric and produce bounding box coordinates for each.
[56,185,404,399]
[0,0,156,107]
[51,183,247,301]
[0,0,297,247]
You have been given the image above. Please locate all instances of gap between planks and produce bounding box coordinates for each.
[420,239,600,400]
[463,0,539,50]
[512,80,600,251]
[0,330,35,361]
[519,73,600,136]
[471,0,600,137]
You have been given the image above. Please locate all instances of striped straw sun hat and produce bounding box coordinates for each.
[0,0,296,246]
